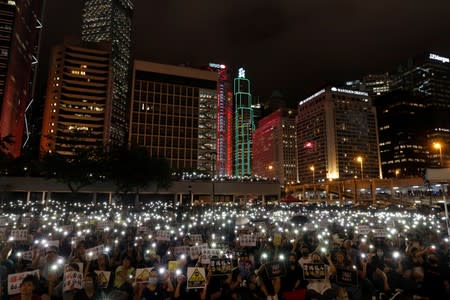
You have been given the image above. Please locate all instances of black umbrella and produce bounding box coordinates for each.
[290,214,308,224]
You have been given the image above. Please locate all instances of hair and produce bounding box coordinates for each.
[84,272,98,289]
[21,275,37,289]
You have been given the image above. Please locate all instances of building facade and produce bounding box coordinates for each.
[40,39,113,156]
[234,68,254,177]
[81,0,133,145]
[129,60,218,173]
[297,87,382,183]
[0,0,44,157]
[208,63,233,176]
[375,52,450,176]
[252,108,297,185]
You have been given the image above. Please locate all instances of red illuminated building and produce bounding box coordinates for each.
[0,0,44,157]
[252,108,297,185]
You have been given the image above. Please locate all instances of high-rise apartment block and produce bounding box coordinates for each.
[253,108,297,185]
[129,60,218,173]
[297,87,381,183]
[0,0,44,157]
[40,39,113,156]
[81,0,133,145]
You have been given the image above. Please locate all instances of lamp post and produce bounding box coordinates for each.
[433,142,443,167]
[356,156,364,179]
[310,166,315,201]
[210,152,216,206]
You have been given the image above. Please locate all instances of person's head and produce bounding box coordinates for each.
[301,245,310,257]
[335,250,345,263]
[97,253,109,267]
[147,269,159,286]
[311,252,321,263]
[122,256,132,268]
[343,240,352,249]
[46,246,58,261]
[288,253,297,265]
[66,262,80,272]
[83,273,97,291]
[21,275,37,296]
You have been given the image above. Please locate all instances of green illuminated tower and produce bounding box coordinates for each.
[234,68,255,177]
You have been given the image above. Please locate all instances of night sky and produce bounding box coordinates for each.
[41,0,450,104]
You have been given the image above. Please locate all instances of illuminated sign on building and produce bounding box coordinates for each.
[429,53,449,63]
[330,87,368,96]
[209,63,226,69]
[299,89,325,106]
[238,67,246,78]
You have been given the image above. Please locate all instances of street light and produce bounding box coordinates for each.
[356,156,364,179]
[310,166,315,201]
[395,169,400,178]
[433,142,443,167]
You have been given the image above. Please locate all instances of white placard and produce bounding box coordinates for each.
[189,244,208,260]
[9,229,29,241]
[8,270,40,295]
[189,234,203,243]
[156,230,170,241]
[200,249,221,265]
[85,244,104,261]
[63,271,83,292]
[239,234,257,247]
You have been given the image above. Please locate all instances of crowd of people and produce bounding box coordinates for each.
[0,200,449,300]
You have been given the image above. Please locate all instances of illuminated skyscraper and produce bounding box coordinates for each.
[297,87,381,182]
[208,63,233,176]
[253,108,297,185]
[81,0,133,145]
[129,60,217,172]
[234,68,254,177]
[40,39,113,157]
[0,0,44,157]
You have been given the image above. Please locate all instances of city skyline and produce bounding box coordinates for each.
[41,0,450,103]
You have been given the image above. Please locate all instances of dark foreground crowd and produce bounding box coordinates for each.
[0,204,449,300]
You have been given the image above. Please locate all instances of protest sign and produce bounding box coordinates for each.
[20,251,33,261]
[96,221,113,230]
[357,225,371,235]
[373,228,388,238]
[85,244,104,261]
[303,264,327,280]
[8,270,40,295]
[135,268,153,283]
[9,229,28,241]
[336,268,358,287]
[200,248,221,265]
[0,216,8,226]
[62,225,74,233]
[155,230,170,241]
[189,234,203,244]
[187,267,206,289]
[63,271,83,292]
[273,233,282,247]
[210,258,232,276]
[168,261,179,272]
[189,244,208,260]
[265,261,287,279]
[46,240,59,248]
[239,234,257,247]
[174,246,189,257]
[95,270,111,288]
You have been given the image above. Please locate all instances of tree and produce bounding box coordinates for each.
[106,145,172,200]
[0,135,14,175]
[41,147,105,192]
